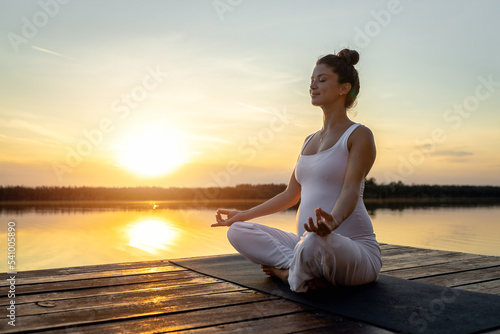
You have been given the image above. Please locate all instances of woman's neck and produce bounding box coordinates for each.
[321,105,351,131]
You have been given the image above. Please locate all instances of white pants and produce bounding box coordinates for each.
[227,222,381,293]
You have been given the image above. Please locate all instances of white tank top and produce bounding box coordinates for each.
[294,123,378,249]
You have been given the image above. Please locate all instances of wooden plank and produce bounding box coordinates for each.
[456,279,500,295]
[0,290,275,332]
[188,310,393,333]
[0,276,226,306]
[15,281,250,317]
[37,299,310,333]
[6,259,172,279]
[8,270,203,295]
[379,244,404,251]
[383,256,500,279]
[382,248,463,262]
[414,266,500,287]
[381,250,455,267]
[0,264,184,287]
[381,246,435,257]
[0,245,498,334]
[381,251,480,271]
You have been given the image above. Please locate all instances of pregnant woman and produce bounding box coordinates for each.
[211,49,382,293]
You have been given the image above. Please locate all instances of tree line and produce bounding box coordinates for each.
[362,178,500,200]
[1,179,499,202]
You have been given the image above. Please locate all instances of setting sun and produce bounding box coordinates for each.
[117,127,189,176]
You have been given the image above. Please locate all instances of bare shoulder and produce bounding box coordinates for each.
[348,124,375,150]
[300,132,316,147]
[304,132,316,142]
[353,124,374,139]
[349,124,374,141]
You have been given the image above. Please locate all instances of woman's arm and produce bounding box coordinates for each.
[331,125,376,224]
[212,169,301,227]
[304,126,376,234]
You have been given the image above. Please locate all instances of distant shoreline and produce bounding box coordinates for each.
[1,198,500,204]
[1,180,500,202]
[1,198,499,215]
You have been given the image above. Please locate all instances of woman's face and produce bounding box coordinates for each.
[309,63,343,107]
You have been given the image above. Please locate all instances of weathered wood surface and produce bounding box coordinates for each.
[1,244,499,333]
[379,244,500,295]
[0,264,389,333]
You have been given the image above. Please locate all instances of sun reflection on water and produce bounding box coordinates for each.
[128,219,177,254]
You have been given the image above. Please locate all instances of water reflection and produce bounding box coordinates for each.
[0,201,499,272]
[0,200,264,215]
[128,219,177,254]
[1,199,499,215]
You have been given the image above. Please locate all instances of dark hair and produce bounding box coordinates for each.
[316,49,360,109]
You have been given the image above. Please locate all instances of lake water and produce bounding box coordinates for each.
[1,201,499,272]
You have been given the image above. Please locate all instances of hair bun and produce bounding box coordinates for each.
[337,49,359,66]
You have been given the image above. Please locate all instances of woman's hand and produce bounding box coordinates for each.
[212,209,246,227]
[304,207,340,236]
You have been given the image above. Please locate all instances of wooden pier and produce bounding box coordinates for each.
[1,244,500,333]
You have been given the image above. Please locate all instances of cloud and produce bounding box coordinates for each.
[430,150,474,157]
[31,45,76,60]
[427,149,475,164]
[0,119,64,140]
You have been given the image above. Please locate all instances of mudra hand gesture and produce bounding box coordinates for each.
[212,209,245,227]
[304,207,340,236]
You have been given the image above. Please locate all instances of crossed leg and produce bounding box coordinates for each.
[227,222,299,269]
[227,222,380,293]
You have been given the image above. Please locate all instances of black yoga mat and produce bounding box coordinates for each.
[171,254,500,334]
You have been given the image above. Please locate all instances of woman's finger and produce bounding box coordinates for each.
[318,207,333,220]
[315,208,322,223]
[212,216,222,226]
[319,220,332,233]
[217,212,226,222]
[307,217,316,232]
[311,216,319,231]
[307,217,314,230]
[217,209,228,216]
[212,217,230,227]
[315,221,325,234]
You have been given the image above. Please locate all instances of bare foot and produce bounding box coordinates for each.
[306,277,330,291]
[260,264,289,282]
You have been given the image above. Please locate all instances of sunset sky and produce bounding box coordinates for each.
[1,0,500,188]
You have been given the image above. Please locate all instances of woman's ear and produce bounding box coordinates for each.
[340,82,351,95]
